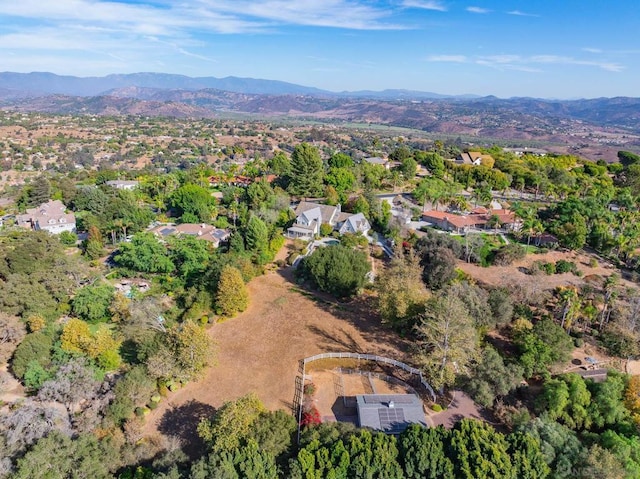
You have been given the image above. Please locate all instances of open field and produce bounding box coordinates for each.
[142,260,410,449]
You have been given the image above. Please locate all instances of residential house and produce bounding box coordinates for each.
[150,223,231,248]
[422,208,520,233]
[105,180,139,190]
[456,151,494,166]
[363,157,390,169]
[287,201,371,240]
[503,147,548,157]
[16,200,76,234]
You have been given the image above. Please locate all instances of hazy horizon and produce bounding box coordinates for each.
[0,1,638,98]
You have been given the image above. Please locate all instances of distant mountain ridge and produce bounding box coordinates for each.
[0,72,475,99]
[1,72,639,145]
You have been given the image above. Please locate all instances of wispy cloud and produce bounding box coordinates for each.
[583,47,603,54]
[466,6,491,14]
[427,53,624,72]
[403,0,447,11]
[507,10,540,17]
[426,54,467,62]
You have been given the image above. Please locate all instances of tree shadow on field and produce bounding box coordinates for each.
[277,266,410,356]
[306,324,364,353]
[158,400,216,459]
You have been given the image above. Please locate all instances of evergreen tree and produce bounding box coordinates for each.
[288,143,324,198]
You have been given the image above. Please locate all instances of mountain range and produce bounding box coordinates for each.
[0,72,639,146]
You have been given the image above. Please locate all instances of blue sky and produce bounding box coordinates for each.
[0,0,638,98]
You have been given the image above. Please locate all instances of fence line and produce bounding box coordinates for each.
[303,352,436,401]
[296,352,436,443]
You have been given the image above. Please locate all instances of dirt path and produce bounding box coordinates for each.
[142,266,409,444]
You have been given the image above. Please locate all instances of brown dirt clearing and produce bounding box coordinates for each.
[142,265,410,442]
[458,250,627,290]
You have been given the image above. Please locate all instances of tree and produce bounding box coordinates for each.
[12,431,112,479]
[107,366,156,425]
[398,424,454,479]
[400,157,418,179]
[114,233,175,273]
[377,249,430,332]
[464,347,524,407]
[449,419,515,479]
[166,320,214,381]
[245,215,269,257]
[84,225,104,260]
[0,400,72,457]
[617,150,640,167]
[72,282,114,322]
[170,183,215,223]
[523,417,587,479]
[28,176,52,207]
[300,245,371,298]
[37,358,101,414]
[508,432,551,479]
[268,151,291,176]
[216,266,249,317]
[415,294,478,390]
[11,331,54,379]
[515,319,574,378]
[421,246,457,290]
[198,393,266,451]
[288,143,324,198]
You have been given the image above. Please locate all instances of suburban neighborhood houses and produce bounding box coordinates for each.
[16,199,76,234]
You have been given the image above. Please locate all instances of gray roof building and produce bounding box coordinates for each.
[356,394,426,434]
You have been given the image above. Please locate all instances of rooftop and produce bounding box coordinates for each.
[356,394,426,434]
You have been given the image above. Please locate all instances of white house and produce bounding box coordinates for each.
[17,200,76,234]
[287,201,371,240]
[105,180,139,190]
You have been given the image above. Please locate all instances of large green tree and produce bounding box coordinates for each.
[170,183,216,223]
[301,245,371,298]
[288,143,324,198]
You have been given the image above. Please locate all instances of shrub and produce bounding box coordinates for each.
[134,407,146,417]
[492,243,526,266]
[542,262,556,275]
[319,223,334,237]
[300,405,322,427]
[555,260,576,274]
[303,383,316,396]
[589,258,599,268]
[431,404,443,412]
[158,383,169,397]
[147,401,158,410]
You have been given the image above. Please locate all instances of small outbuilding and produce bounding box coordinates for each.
[356,394,427,434]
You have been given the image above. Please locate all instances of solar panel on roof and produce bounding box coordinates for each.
[363,395,414,405]
[378,408,405,433]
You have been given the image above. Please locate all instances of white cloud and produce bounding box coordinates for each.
[583,47,603,54]
[507,10,540,17]
[466,6,491,14]
[426,52,624,72]
[403,0,447,11]
[427,55,467,62]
